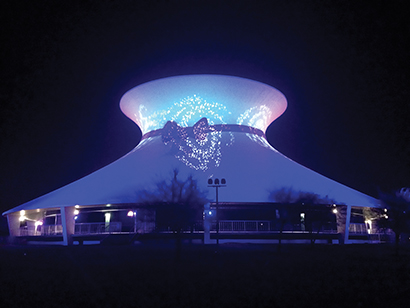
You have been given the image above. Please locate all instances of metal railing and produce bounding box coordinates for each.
[217,220,340,233]
[74,222,122,234]
[219,220,273,232]
[349,223,367,234]
[17,221,377,237]
[42,225,63,236]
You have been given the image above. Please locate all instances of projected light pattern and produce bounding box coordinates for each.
[155,117,234,171]
[119,75,288,170]
[175,130,224,171]
[120,75,288,135]
[237,105,272,131]
[136,94,278,170]
[138,95,231,133]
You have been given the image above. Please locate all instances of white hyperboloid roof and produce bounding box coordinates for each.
[3,75,379,215]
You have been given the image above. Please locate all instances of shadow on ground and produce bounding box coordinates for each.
[1,242,409,307]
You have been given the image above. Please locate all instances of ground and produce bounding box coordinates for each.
[0,242,409,307]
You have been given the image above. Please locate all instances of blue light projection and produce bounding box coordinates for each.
[4,75,380,218]
[138,95,231,133]
[120,75,287,134]
[144,116,234,171]
[120,75,288,170]
[237,105,272,132]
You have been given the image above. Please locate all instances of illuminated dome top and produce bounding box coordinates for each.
[120,75,287,135]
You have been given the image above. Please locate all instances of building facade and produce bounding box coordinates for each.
[3,75,380,245]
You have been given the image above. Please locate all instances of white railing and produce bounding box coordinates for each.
[217,220,339,233]
[19,226,41,236]
[219,220,272,232]
[74,222,122,235]
[349,223,367,234]
[42,225,63,236]
[18,221,371,236]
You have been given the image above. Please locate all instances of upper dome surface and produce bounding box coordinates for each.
[120,75,287,134]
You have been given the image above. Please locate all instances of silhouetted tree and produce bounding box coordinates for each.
[378,189,410,255]
[270,188,335,249]
[137,169,209,260]
[270,188,293,252]
[294,191,335,245]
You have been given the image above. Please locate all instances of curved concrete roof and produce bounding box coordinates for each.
[120,74,287,134]
[3,75,379,215]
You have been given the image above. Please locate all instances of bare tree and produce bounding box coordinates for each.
[137,169,209,259]
[270,188,294,252]
[289,191,334,245]
[270,188,335,249]
[378,189,410,255]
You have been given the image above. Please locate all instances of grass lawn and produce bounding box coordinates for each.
[0,242,409,307]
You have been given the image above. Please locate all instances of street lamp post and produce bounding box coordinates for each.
[207,178,226,247]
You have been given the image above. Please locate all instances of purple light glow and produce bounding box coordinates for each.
[120,75,287,134]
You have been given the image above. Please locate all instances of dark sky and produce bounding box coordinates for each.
[1,0,409,215]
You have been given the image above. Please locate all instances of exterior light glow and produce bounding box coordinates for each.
[106,204,111,207]
[20,210,25,216]
[19,216,26,222]
[75,205,80,208]
[127,211,134,217]
[105,213,111,223]
[35,221,43,227]
[332,209,338,214]
[74,216,78,220]
[73,209,79,215]
[365,220,372,234]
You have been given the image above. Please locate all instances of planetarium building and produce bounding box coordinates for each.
[3,75,381,245]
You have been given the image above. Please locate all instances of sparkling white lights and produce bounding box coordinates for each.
[139,95,231,133]
[120,75,288,135]
[118,76,288,170]
[237,105,272,131]
[140,95,277,171]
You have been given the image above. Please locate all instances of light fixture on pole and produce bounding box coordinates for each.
[207,178,226,247]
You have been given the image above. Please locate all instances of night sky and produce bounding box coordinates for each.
[1,0,409,216]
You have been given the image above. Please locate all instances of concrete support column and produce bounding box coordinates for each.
[336,205,352,244]
[61,206,75,246]
[203,203,211,244]
[344,205,352,244]
[7,214,21,237]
